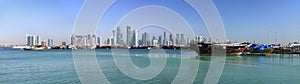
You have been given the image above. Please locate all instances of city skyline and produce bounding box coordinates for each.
[1,0,300,45]
[21,26,210,47]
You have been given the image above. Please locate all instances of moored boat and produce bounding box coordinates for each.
[250,44,274,54]
[11,45,30,50]
[23,45,48,51]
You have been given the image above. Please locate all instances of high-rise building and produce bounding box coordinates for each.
[163,32,166,46]
[131,29,138,47]
[116,27,122,45]
[126,26,131,46]
[111,37,114,46]
[158,35,162,45]
[41,40,47,46]
[195,36,199,43]
[199,35,203,43]
[111,27,125,46]
[176,34,180,45]
[70,34,97,48]
[169,34,174,45]
[97,37,102,46]
[180,34,185,45]
[47,39,53,47]
[62,42,67,46]
[26,34,33,46]
[152,36,158,46]
[107,38,111,46]
[138,40,143,46]
[36,36,41,45]
[141,32,150,46]
[152,40,158,46]
[166,41,170,46]
[71,34,86,46]
[142,32,147,46]
[26,34,40,46]
[87,34,97,46]
[203,37,208,42]
[112,30,116,46]
[195,35,203,43]
[186,38,191,45]
[71,34,76,45]
[146,35,150,46]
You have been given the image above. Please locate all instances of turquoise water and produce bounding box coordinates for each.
[1,47,300,84]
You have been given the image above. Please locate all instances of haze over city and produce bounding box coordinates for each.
[1,0,300,45]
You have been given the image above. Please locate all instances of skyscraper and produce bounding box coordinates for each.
[176,34,180,45]
[195,36,199,43]
[87,34,97,46]
[152,36,158,46]
[186,38,191,45]
[71,34,86,46]
[180,33,185,45]
[36,36,41,45]
[71,34,76,45]
[70,34,97,48]
[138,40,143,46]
[97,37,102,46]
[41,40,47,46]
[126,26,131,46]
[195,35,203,43]
[158,35,162,46]
[163,32,166,46]
[131,29,138,47]
[26,34,33,46]
[107,38,111,46]
[110,37,114,46]
[48,39,53,47]
[169,34,173,45]
[142,32,147,46]
[26,34,40,46]
[112,30,116,46]
[116,27,122,45]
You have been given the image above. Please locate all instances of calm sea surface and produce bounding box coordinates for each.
[1,47,300,84]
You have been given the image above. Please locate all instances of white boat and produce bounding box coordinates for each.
[23,45,48,51]
[11,45,30,50]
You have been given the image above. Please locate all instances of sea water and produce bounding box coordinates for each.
[1,48,300,84]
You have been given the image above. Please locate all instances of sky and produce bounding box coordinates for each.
[1,0,300,45]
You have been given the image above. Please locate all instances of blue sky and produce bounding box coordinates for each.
[1,0,300,45]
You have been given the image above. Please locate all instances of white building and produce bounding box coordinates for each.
[41,40,47,46]
[131,29,138,47]
[26,34,40,46]
[71,34,97,48]
[152,39,158,46]
[126,26,131,46]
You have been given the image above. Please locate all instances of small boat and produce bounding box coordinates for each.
[250,44,274,54]
[130,46,149,49]
[23,45,48,51]
[193,42,247,55]
[225,43,248,55]
[11,45,30,50]
[226,47,245,55]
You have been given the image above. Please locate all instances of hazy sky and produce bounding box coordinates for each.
[1,0,300,45]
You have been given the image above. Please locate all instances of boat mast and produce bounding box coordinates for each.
[267,30,270,44]
[275,32,277,44]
